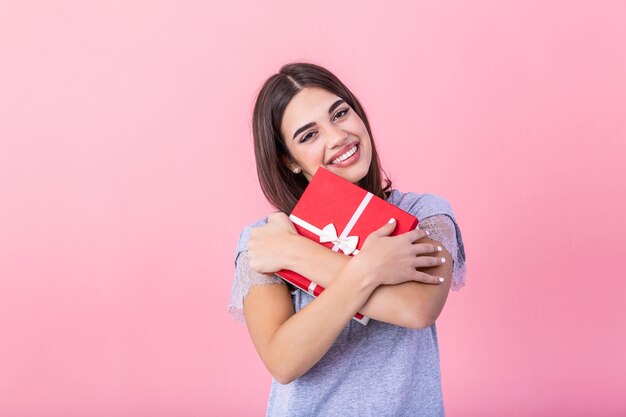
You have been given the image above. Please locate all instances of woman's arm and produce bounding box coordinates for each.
[243,256,376,385]
[248,212,453,328]
[243,220,434,384]
[283,233,453,328]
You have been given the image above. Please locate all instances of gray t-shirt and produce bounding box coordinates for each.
[229,190,467,417]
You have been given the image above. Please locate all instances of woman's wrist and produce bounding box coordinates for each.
[281,233,309,271]
[344,255,378,292]
[280,235,379,291]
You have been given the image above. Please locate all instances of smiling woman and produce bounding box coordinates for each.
[250,63,390,215]
[228,62,467,416]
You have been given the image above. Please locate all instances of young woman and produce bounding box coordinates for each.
[228,62,467,416]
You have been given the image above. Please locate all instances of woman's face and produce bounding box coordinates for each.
[280,87,372,184]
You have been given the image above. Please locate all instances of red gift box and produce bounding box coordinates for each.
[276,167,419,325]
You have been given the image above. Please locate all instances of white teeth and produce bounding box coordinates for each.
[331,145,357,165]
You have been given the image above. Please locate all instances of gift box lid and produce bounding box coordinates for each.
[289,167,418,254]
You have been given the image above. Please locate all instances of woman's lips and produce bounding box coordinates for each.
[328,144,360,168]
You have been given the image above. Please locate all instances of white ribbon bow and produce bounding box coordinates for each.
[319,223,359,255]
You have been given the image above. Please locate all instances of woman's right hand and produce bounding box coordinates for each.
[247,212,299,274]
[353,218,446,287]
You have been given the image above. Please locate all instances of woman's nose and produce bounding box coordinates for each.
[326,125,349,148]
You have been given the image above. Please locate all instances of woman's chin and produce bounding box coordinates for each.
[327,165,368,184]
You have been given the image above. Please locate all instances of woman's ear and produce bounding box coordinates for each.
[281,155,301,174]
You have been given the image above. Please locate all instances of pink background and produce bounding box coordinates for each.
[1,1,625,416]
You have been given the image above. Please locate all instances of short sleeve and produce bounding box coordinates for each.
[418,214,466,291]
[228,249,285,323]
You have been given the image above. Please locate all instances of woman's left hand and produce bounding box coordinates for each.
[247,212,299,274]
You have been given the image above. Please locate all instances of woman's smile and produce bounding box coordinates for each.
[328,143,360,167]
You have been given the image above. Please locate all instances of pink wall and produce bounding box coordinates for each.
[1,1,625,416]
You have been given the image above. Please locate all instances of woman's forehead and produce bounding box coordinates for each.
[283,88,342,126]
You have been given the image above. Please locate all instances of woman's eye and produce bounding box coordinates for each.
[333,108,349,120]
[300,131,315,143]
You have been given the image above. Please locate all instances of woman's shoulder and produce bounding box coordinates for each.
[387,189,454,219]
[241,216,269,234]
[390,189,467,291]
[233,215,270,262]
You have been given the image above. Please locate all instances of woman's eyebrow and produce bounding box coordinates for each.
[292,99,346,140]
[328,99,345,114]
[292,122,315,140]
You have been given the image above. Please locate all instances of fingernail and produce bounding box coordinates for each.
[437,245,442,252]
[388,218,396,224]
[425,230,430,236]
[439,277,445,284]
[440,257,446,264]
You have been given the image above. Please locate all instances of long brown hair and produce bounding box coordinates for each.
[252,62,392,214]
